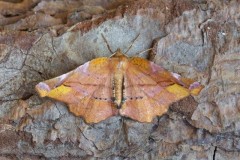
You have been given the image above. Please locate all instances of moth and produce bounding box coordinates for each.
[35,35,203,123]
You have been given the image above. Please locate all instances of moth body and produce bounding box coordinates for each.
[111,49,127,108]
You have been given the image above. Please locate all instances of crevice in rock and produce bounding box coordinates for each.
[21,92,33,100]
[78,127,99,151]
[213,146,217,160]
[121,118,130,146]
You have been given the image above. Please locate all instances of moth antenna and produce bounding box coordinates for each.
[134,48,153,56]
[101,34,114,54]
[124,33,140,54]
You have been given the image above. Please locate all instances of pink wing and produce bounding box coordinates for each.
[36,58,118,123]
[119,57,203,122]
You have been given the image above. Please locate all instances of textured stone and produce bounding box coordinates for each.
[191,102,222,133]
[0,0,240,159]
[215,148,240,160]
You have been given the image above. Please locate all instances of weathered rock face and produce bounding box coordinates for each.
[0,0,240,159]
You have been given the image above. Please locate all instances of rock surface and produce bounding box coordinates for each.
[0,0,240,159]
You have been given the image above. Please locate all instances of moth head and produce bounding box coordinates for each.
[110,48,128,58]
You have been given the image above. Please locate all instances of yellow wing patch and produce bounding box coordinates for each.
[36,88,49,97]
[166,84,190,99]
[90,57,108,66]
[129,57,150,70]
[47,85,72,98]
[190,86,204,96]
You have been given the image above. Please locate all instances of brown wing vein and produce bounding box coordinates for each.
[125,69,164,104]
[123,71,142,118]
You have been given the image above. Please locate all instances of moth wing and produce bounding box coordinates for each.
[35,57,118,123]
[120,57,203,122]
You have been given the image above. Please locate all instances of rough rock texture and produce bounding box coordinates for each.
[0,0,240,159]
